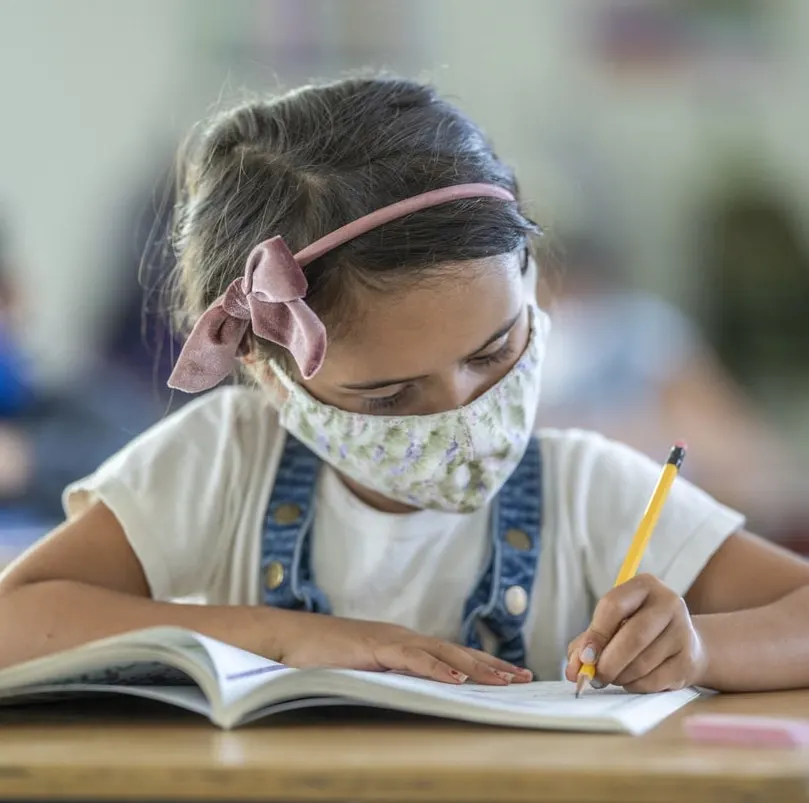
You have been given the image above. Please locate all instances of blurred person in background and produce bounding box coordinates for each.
[537,232,809,541]
[0,239,32,419]
[0,215,176,527]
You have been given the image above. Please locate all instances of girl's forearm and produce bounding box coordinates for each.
[694,584,809,691]
[0,579,291,669]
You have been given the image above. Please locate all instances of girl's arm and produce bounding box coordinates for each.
[685,530,809,691]
[0,501,288,667]
[0,501,526,685]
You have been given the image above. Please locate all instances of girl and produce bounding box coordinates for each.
[1,77,808,693]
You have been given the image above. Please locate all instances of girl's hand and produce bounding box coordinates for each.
[274,610,532,685]
[564,574,707,693]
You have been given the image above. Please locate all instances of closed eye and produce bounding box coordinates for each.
[467,340,515,368]
[362,384,415,413]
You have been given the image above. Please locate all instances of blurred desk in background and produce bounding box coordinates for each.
[0,690,808,802]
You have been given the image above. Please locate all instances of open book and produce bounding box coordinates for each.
[0,627,700,735]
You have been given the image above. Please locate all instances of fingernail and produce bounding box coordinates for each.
[494,670,515,682]
[580,646,597,664]
[449,670,468,683]
[591,679,605,689]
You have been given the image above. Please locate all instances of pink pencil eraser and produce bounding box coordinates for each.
[684,714,809,748]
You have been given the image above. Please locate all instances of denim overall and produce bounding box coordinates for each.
[261,434,543,666]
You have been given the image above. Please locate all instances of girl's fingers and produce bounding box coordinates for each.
[375,636,531,686]
[595,605,672,685]
[376,644,468,684]
[565,634,588,681]
[375,642,523,686]
[567,635,586,661]
[460,646,533,682]
[432,643,513,685]
[622,652,687,694]
[576,576,660,672]
[612,623,679,687]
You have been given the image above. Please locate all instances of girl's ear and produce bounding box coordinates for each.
[239,356,265,380]
[239,352,267,384]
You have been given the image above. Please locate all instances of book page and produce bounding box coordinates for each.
[0,683,210,712]
[364,675,658,711]
[449,681,700,733]
[21,661,195,688]
[447,680,653,707]
[0,629,212,692]
[193,635,293,706]
[444,680,685,714]
[326,673,699,733]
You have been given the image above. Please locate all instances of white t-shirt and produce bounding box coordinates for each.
[64,387,744,680]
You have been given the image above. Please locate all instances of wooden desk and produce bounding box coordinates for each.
[1,691,808,803]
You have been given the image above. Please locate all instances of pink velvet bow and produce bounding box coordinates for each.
[168,236,327,393]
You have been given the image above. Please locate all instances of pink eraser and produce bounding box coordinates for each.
[684,714,809,748]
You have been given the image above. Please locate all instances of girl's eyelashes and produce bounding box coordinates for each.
[468,341,515,368]
[362,385,414,413]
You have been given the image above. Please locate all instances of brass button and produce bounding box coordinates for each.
[266,561,285,590]
[273,502,302,525]
[505,528,532,551]
[504,585,528,616]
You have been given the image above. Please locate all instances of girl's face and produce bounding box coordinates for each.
[294,251,530,416]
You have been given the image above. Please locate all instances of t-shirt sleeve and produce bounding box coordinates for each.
[570,432,746,601]
[62,388,273,601]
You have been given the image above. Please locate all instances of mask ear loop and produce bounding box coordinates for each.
[268,359,298,388]
[257,359,295,409]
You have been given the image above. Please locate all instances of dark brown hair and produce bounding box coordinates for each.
[171,76,539,363]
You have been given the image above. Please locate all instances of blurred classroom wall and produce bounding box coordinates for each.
[1,0,808,541]
[0,1,804,363]
[0,0,204,381]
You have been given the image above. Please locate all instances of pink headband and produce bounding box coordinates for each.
[168,182,516,393]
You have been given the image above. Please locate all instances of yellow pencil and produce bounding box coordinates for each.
[575,441,687,698]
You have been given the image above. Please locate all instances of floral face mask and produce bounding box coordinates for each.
[270,304,549,513]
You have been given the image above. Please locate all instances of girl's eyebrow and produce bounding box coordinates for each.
[338,312,521,392]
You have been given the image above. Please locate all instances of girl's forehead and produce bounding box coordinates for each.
[312,253,525,385]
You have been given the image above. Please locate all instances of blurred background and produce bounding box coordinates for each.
[1,0,808,566]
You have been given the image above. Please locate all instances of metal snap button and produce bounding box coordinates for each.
[505,528,532,551]
[266,561,285,590]
[273,503,302,525]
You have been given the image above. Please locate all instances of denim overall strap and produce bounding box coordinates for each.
[460,438,542,667]
[261,433,332,614]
